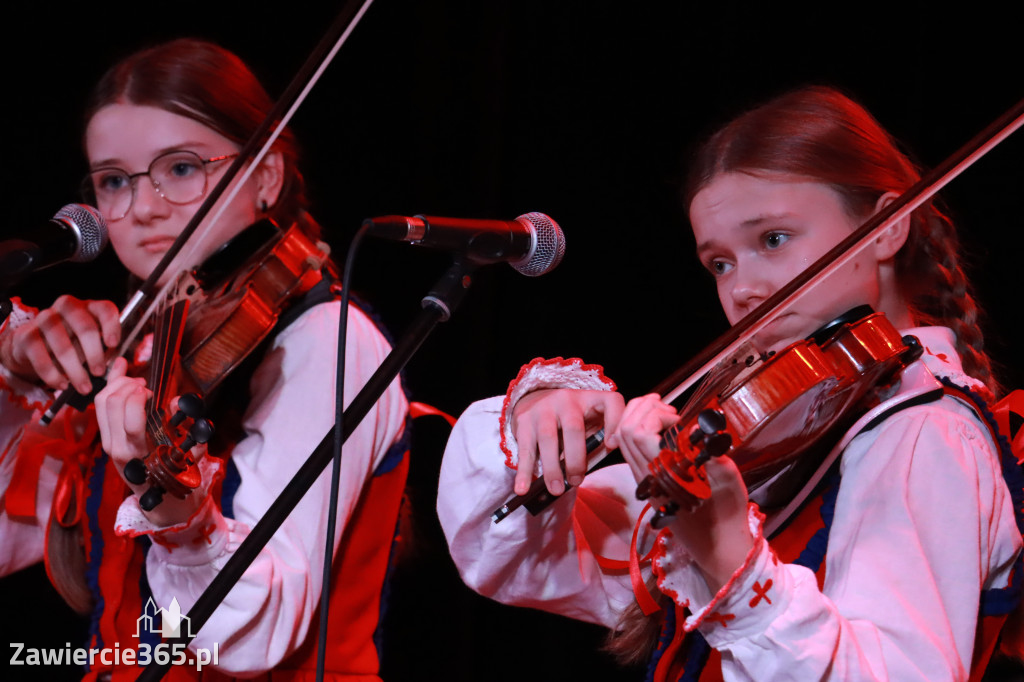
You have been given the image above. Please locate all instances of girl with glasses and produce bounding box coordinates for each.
[0,38,409,680]
[437,86,1023,680]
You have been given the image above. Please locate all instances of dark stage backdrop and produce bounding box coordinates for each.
[2,2,1021,680]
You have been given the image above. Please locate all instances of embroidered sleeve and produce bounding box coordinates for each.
[695,396,1021,679]
[651,504,781,636]
[499,357,615,469]
[0,298,51,412]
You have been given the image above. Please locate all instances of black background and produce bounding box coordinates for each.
[2,1,1022,680]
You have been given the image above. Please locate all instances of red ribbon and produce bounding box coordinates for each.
[992,390,1024,463]
[571,498,662,616]
[4,408,98,527]
[409,401,457,426]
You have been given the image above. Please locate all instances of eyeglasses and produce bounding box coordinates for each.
[83,150,238,221]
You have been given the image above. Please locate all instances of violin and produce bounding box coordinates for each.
[122,219,331,510]
[636,306,921,527]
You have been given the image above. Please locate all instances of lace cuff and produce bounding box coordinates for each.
[653,504,781,637]
[499,357,615,470]
[0,299,50,412]
[114,456,228,563]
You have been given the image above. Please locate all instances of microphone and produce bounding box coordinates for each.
[0,204,109,286]
[364,212,565,276]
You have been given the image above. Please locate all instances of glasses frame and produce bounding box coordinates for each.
[84,151,239,222]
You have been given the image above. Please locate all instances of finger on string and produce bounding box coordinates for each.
[95,358,129,452]
[105,356,128,383]
[122,383,151,451]
[606,393,656,450]
[105,379,148,457]
[617,398,680,480]
[613,394,656,456]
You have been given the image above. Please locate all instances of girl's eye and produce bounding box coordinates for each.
[707,259,733,277]
[169,160,201,178]
[763,231,789,249]
[96,172,129,193]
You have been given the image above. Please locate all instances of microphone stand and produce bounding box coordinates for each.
[137,258,479,681]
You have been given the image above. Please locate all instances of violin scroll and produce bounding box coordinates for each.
[125,393,214,511]
[637,407,734,528]
[127,393,214,509]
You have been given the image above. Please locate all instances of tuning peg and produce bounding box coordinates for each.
[139,487,165,512]
[124,458,148,485]
[696,408,727,435]
[650,500,680,529]
[178,418,214,453]
[636,474,658,500]
[168,393,206,428]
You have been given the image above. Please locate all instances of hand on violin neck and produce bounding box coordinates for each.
[0,295,120,394]
[606,394,680,484]
[511,388,625,497]
[95,358,204,526]
[609,394,754,590]
[95,357,149,457]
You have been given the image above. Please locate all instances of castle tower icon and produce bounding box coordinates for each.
[135,597,195,638]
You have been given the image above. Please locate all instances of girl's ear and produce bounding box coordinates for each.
[254,149,285,210]
[872,191,911,261]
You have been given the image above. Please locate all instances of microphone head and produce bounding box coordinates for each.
[512,212,565,276]
[54,204,109,263]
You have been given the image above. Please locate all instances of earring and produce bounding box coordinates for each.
[260,199,269,213]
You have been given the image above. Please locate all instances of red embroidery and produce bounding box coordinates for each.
[192,523,217,545]
[703,611,735,627]
[749,579,773,607]
[151,534,180,552]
